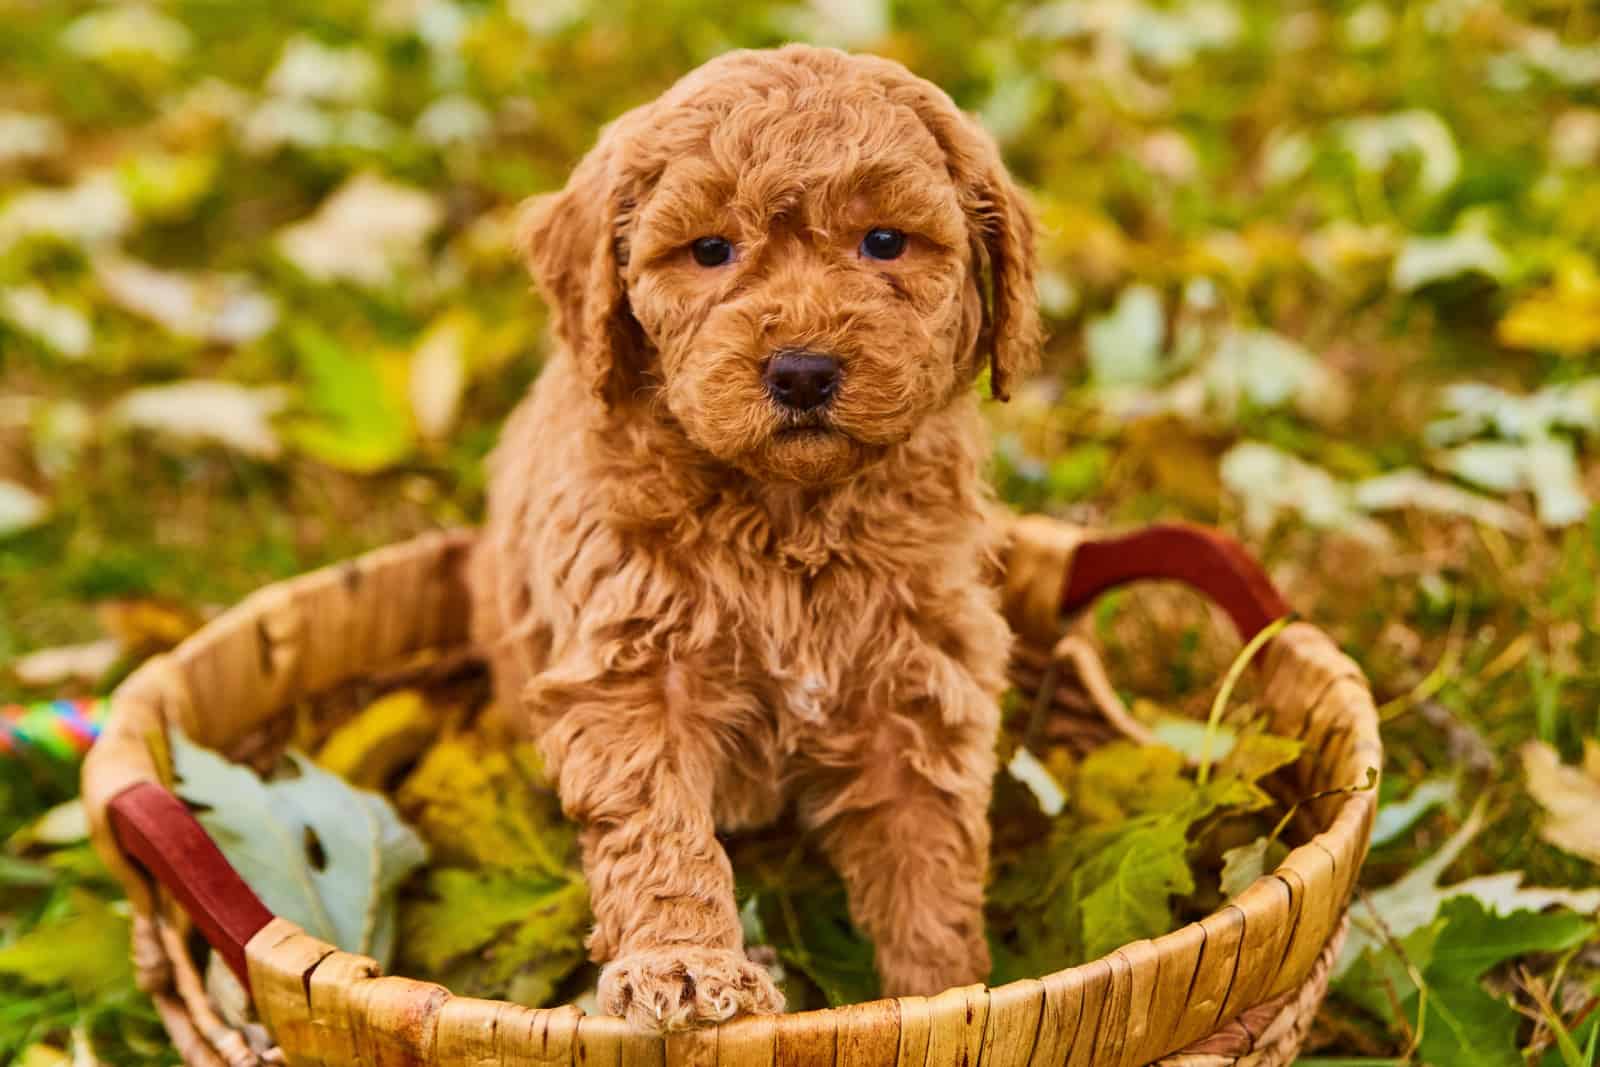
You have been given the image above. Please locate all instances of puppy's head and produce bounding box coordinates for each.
[521,44,1040,486]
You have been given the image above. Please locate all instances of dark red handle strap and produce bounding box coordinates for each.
[1061,523,1289,641]
[107,781,273,991]
[104,522,1288,998]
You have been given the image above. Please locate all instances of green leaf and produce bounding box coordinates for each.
[1340,800,1600,976]
[1418,975,1524,1067]
[1429,896,1595,981]
[766,885,879,1008]
[284,324,414,473]
[1219,835,1290,900]
[1334,916,1442,1025]
[1214,732,1302,786]
[1072,741,1193,826]
[0,889,132,1001]
[1370,778,1457,848]
[1074,816,1196,960]
[171,733,428,967]
[389,735,590,1005]
[0,855,57,889]
[1337,897,1596,1065]
[396,867,589,1007]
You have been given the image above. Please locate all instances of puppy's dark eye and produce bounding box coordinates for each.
[691,236,733,267]
[861,228,906,261]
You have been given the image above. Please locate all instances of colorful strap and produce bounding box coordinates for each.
[1,698,109,761]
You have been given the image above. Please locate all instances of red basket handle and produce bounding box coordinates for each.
[107,781,273,991]
[106,522,1287,993]
[1062,523,1288,641]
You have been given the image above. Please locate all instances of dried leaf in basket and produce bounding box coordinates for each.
[393,735,576,874]
[170,733,428,968]
[316,688,443,790]
[1219,835,1290,900]
[391,735,590,1004]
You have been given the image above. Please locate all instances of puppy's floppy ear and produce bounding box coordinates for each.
[889,79,1042,401]
[517,118,649,407]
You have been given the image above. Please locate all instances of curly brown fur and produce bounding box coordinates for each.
[470,43,1040,1032]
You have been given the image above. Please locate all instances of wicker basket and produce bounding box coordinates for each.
[83,515,1381,1067]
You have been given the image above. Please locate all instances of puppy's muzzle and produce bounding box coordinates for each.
[764,349,840,413]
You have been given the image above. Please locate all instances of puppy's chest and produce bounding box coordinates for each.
[723,558,953,730]
[733,570,873,725]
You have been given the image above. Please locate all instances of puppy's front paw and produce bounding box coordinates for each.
[599,947,784,1032]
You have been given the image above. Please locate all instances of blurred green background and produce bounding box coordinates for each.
[3,0,1600,1063]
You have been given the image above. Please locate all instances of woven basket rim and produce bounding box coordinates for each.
[84,519,1382,1067]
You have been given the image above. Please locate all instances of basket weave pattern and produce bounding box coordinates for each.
[83,519,1381,1067]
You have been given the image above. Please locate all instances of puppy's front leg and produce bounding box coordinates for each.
[804,714,997,997]
[540,674,783,1032]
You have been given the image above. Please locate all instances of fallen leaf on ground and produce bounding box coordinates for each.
[1224,443,1542,541]
[0,286,93,359]
[1370,777,1457,847]
[0,889,132,1000]
[1221,442,1389,545]
[61,7,191,66]
[1427,379,1600,445]
[1086,284,1165,387]
[276,173,442,288]
[266,35,382,104]
[1337,896,1595,1067]
[15,798,90,846]
[1340,110,1461,196]
[0,480,50,537]
[1392,228,1509,291]
[1498,255,1600,356]
[1521,740,1600,865]
[1339,798,1600,977]
[0,173,132,254]
[95,598,204,651]
[0,111,65,165]
[111,379,289,459]
[10,638,121,687]
[1138,326,1349,424]
[409,313,469,440]
[1442,438,1589,527]
[284,325,413,471]
[93,254,277,346]
[1353,470,1531,534]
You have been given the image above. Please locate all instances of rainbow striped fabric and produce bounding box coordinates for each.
[1,698,109,762]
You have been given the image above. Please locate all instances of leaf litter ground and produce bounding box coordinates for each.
[5,0,1600,1063]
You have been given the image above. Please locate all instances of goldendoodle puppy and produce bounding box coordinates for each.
[471,43,1040,1032]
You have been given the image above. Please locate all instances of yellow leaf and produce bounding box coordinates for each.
[316,689,444,790]
[396,735,576,875]
[1498,256,1600,356]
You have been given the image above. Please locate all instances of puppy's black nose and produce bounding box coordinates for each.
[765,350,840,412]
